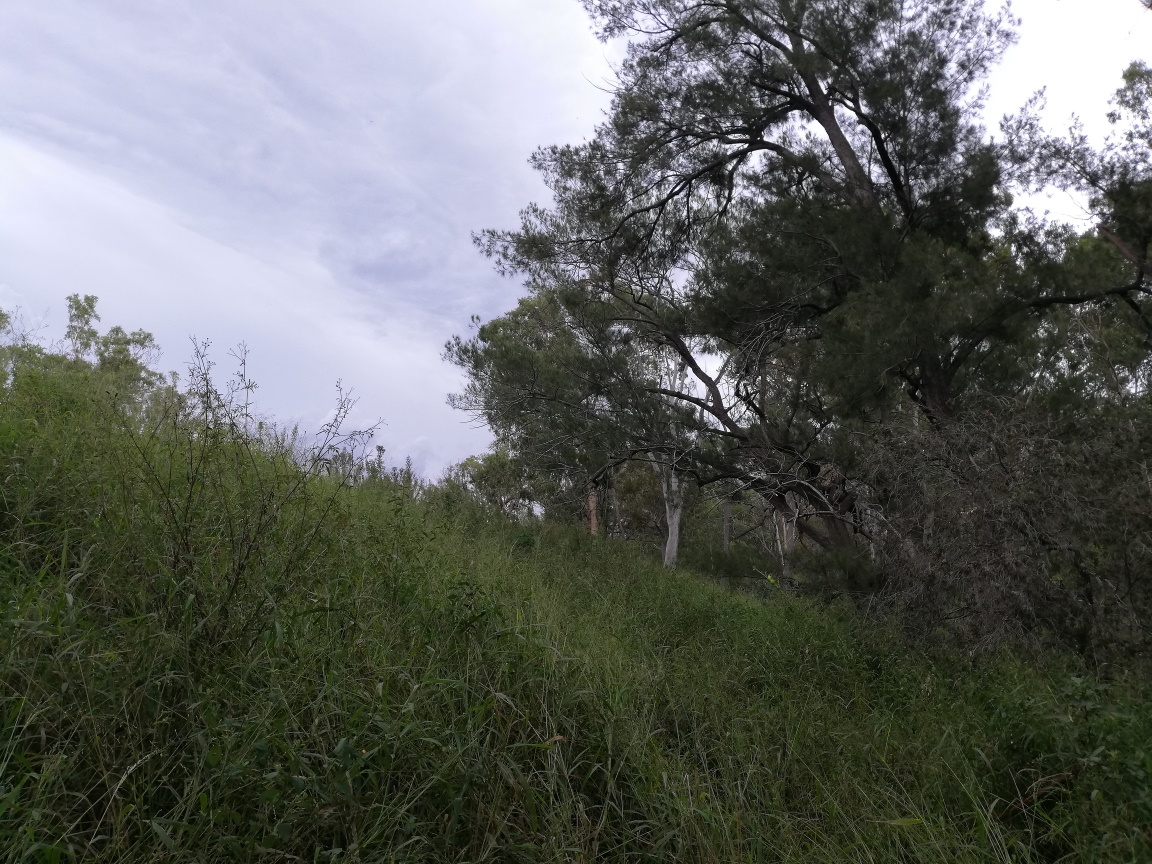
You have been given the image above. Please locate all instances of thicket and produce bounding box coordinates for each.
[1,304,1150,862]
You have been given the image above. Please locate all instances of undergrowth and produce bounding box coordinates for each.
[0,325,1149,862]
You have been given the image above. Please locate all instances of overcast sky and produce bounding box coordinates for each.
[0,0,1148,476]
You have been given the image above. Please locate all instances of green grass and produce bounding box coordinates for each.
[0,348,1150,862]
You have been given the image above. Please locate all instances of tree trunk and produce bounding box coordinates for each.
[790,32,877,210]
[661,466,684,568]
[775,509,797,583]
[587,489,599,536]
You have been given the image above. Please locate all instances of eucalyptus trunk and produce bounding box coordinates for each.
[661,466,684,568]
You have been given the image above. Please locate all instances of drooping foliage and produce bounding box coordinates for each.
[450,0,1152,657]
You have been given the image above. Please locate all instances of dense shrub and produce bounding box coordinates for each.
[863,397,1152,663]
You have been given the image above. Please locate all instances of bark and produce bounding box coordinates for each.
[787,21,877,209]
[775,509,797,582]
[661,466,685,568]
[803,82,878,209]
[587,489,600,536]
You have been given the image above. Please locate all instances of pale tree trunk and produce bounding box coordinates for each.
[587,489,599,536]
[775,509,797,582]
[661,466,684,568]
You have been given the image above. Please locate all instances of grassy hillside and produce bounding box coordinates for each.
[1,343,1150,862]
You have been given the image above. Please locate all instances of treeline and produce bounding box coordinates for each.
[447,0,1152,661]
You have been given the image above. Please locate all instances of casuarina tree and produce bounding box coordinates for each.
[452,0,1152,654]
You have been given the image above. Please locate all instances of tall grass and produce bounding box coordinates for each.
[0,341,1149,862]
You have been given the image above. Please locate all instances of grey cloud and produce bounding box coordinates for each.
[0,0,611,306]
[2,0,1148,477]
[0,0,617,473]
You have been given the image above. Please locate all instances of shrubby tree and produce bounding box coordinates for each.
[1,293,167,418]
[447,291,704,559]
[449,449,535,518]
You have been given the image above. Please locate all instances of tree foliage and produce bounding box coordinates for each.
[450,0,1152,658]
